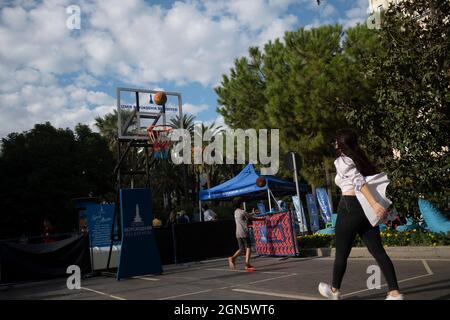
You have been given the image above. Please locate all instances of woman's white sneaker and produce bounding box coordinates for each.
[386,294,404,300]
[318,282,340,300]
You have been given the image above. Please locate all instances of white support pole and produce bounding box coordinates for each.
[243,202,247,212]
[269,188,281,211]
[199,199,202,222]
[268,188,272,211]
[292,152,301,205]
[292,152,310,232]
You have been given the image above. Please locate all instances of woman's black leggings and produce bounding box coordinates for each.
[332,196,399,291]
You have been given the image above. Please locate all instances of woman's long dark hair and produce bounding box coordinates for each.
[335,128,378,176]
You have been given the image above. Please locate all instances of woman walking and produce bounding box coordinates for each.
[318,128,403,300]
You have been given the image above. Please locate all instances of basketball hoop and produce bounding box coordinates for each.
[147,125,173,159]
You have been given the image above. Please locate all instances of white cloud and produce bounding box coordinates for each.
[84,0,299,85]
[0,82,115,137]
[73,73,100,88]
[339,0,370,29]
[304,17,334,30]
[0,65,57,92]
[1,5,28,29]
[321,3,337,17]
[268,0,298,8]
[0,0,301,138]
[183,103,209,115]
[203,114,228,130]
[257,15,298,44]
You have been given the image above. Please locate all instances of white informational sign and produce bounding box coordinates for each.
[355,172,395,227]
[292,195,308,233]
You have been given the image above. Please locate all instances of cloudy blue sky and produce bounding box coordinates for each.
[0,0,370,138]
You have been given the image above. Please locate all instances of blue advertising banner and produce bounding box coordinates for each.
[257,201,267,214]
[306,193,320,232]
[316,188,332,223]
[86,203,116,247]
[74,198,99,232]
[117,188,163,280]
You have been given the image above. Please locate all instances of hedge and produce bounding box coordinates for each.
[297,230,450,249]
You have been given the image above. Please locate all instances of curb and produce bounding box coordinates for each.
[299,246,450,259]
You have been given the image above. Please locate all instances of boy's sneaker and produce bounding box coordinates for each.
[245,265,255,272]
[318,282,341,300]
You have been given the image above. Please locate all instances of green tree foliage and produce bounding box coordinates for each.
[216,24,382,186]
[95,110,119,152]
[216,47,268,130]
[0,122,114,238]
[347,0,450,215]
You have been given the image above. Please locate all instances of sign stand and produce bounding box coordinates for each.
[285,151,311,233]
[117,188,162,280]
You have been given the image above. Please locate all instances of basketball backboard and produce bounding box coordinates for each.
[117,87,183,141]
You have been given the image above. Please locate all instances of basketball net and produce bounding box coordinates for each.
[147,125,173,160]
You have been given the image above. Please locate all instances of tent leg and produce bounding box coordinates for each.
[243,201,247,212]
[268,189,272,211]
[199,199,202,222]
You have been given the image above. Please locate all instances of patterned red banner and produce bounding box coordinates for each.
[251,211,299,256]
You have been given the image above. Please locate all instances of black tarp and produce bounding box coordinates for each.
[173,220,238,263]
[154,226,175,265]
[0,234,91,283]
[153,220,238,264]
[0,221,238,282]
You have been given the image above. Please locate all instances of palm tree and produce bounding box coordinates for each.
[95,110,118,152]
[169,113,196,133]
[194,121,224,189]
[168,113,196,204]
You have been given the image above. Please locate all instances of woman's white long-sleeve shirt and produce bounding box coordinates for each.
[334,155,366,193]
[334,155,395,226]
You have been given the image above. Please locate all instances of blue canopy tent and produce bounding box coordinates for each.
[199,164,308,217]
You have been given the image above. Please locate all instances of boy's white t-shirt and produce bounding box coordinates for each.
[204,209,217,221]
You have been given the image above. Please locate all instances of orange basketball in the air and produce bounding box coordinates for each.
[256,177,266,187]
[154,91,167,105]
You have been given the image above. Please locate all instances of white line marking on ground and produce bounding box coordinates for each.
[232,288,319,300]
[202,267,300,286]
[158,289,213,300]
[203,268,293,275]
[341,273,433,298]
[132,276,160,281]
[155,272,298,299]
[422,259,434,275]
[80,287,126,300]
[318,257,450,262]
[204,268,246,273]
[261,271,297,275]
[247,274,297,285]
[161,276,200,280]
[198,258,231,263]
[397,273,434,284]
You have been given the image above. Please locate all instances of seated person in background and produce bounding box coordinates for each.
[252,207,261,214]
[277,200,288,211]
[43,217,57,244]
[80,225,88,235]
[152,217,162,228]
[202,204,218,221]
[177,210,190,224]
[166,210,177,227]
